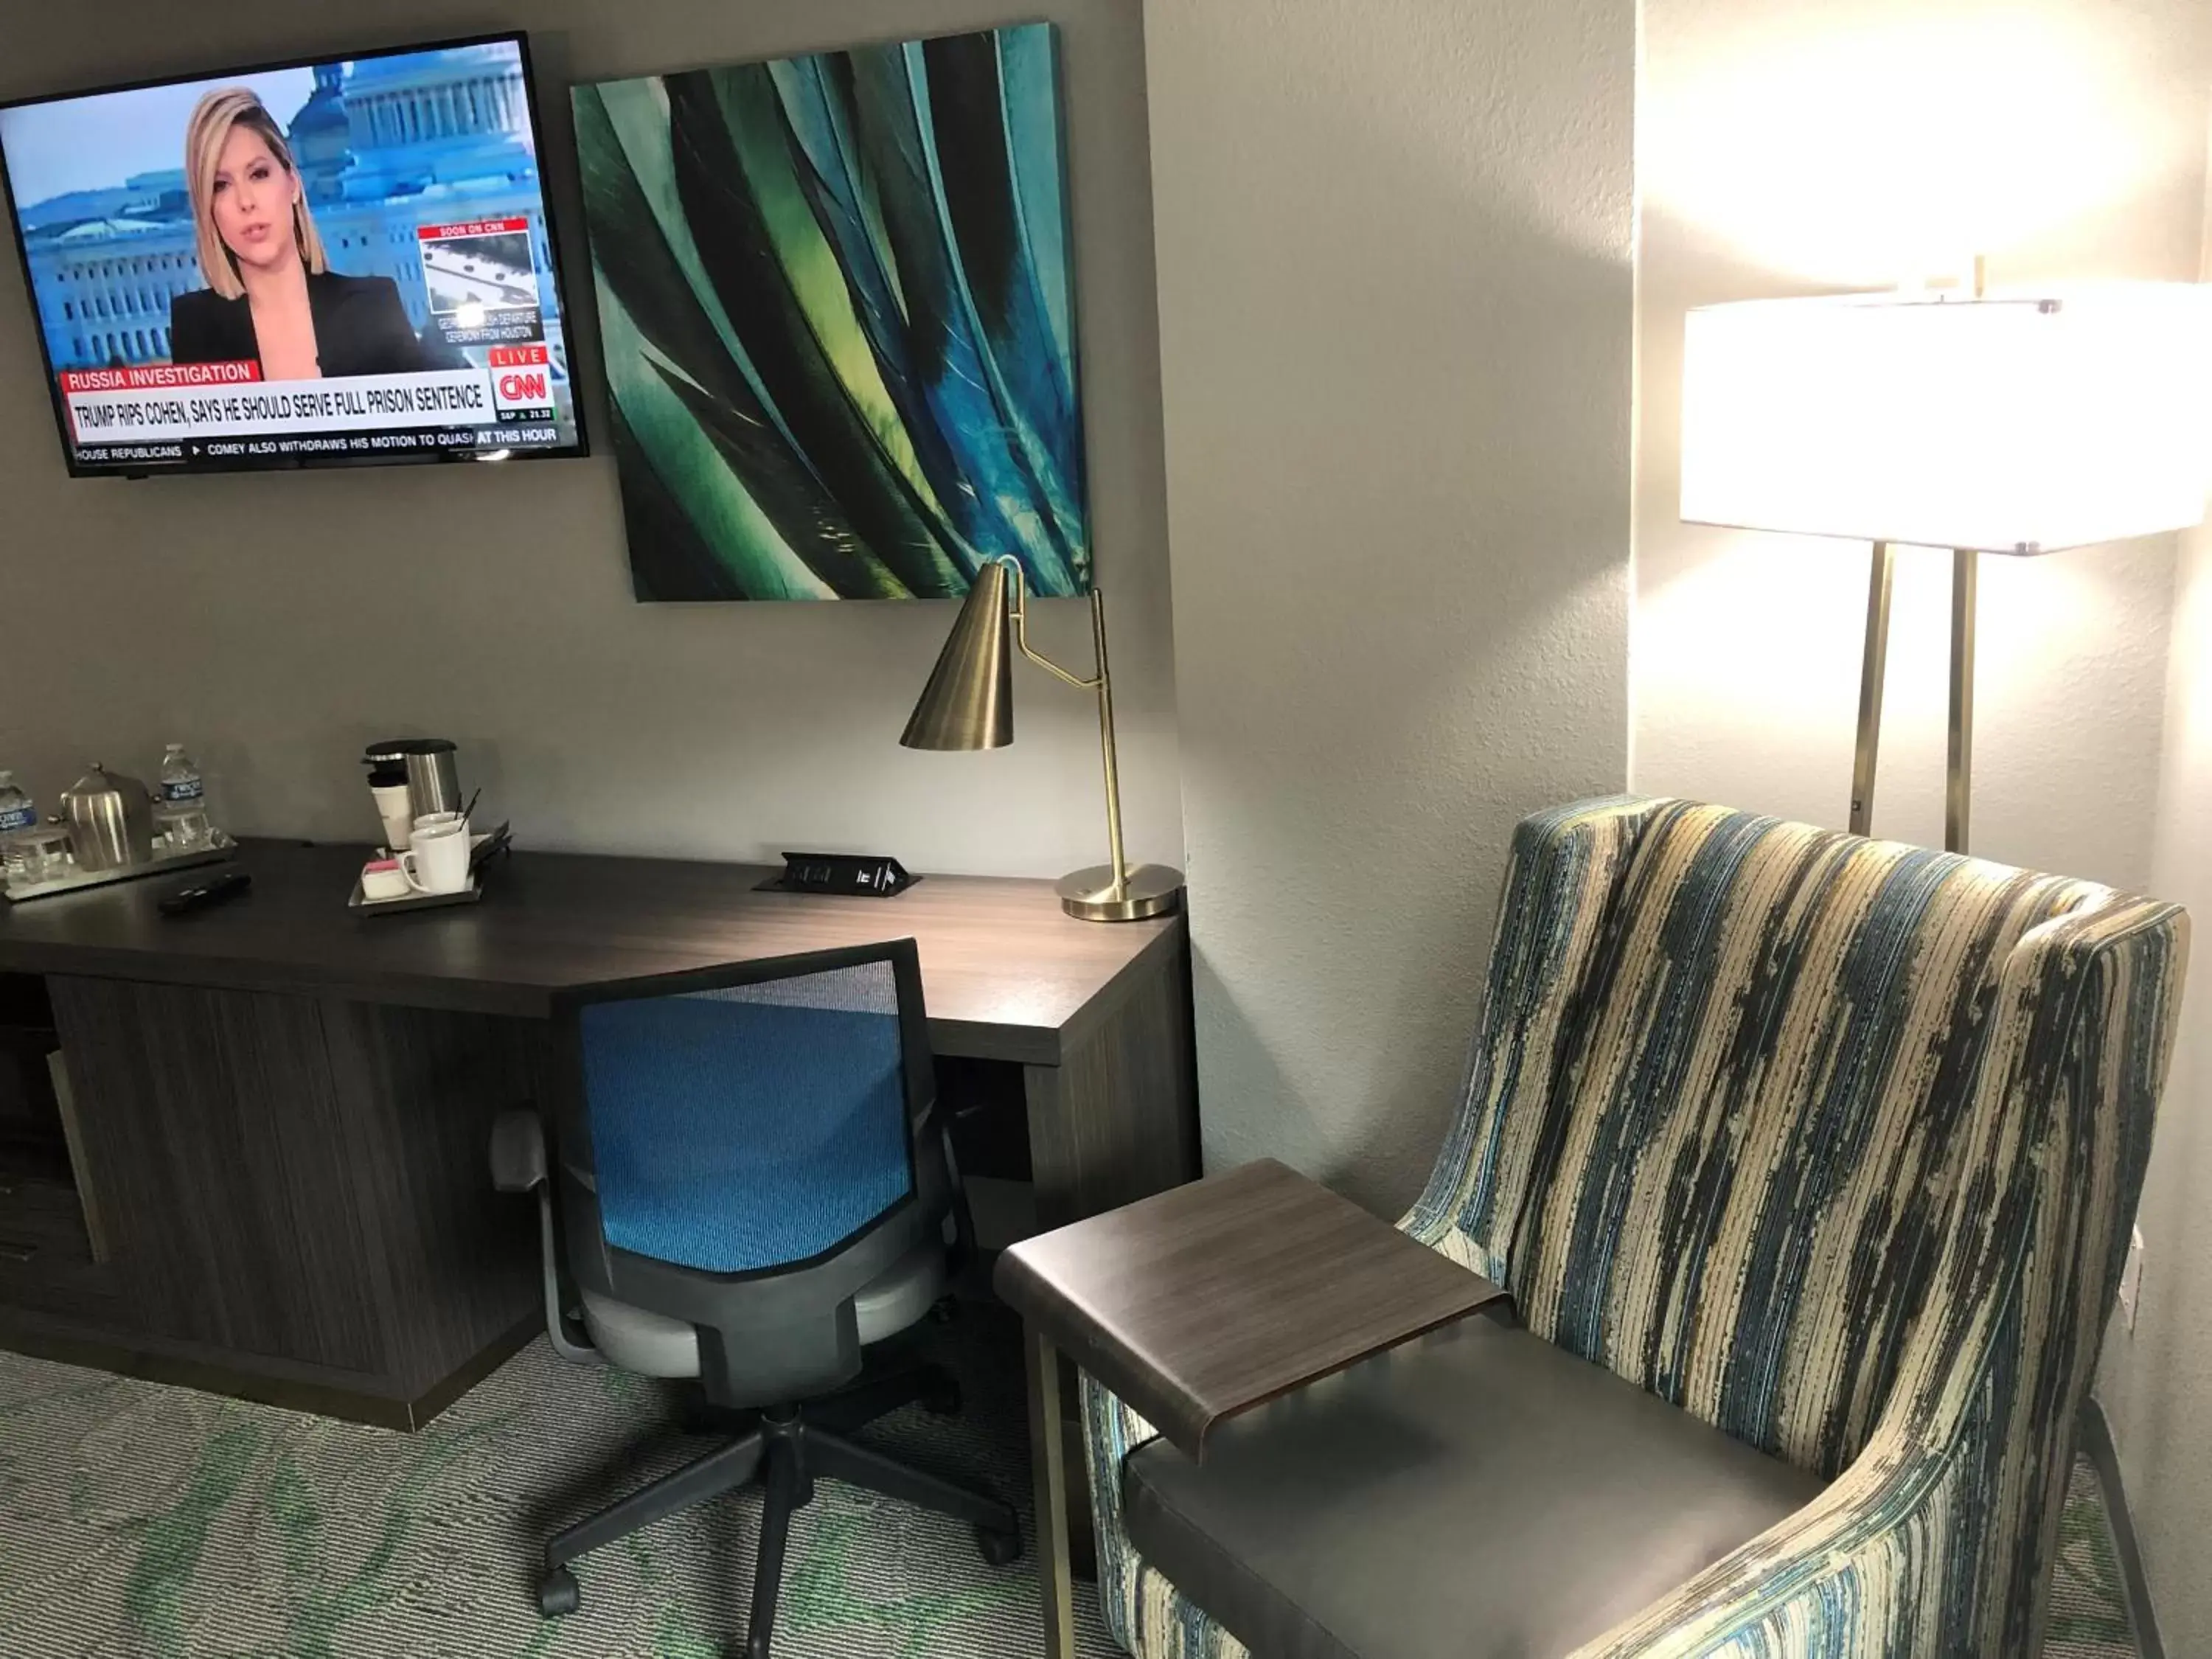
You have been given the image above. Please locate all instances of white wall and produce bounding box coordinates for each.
[2099,122,2212,1658]
[1635,0,2212,888]
[0,0,1180,880]
[1144,0,1636,1213]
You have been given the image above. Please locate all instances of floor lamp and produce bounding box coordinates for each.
[1679,283,2212,852]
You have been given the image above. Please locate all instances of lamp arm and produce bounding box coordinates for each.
[997,557,1130,899]
[1003,560,1103,689]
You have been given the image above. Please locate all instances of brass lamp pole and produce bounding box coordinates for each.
[1846,539,1978,853]
[901,559,1183,922]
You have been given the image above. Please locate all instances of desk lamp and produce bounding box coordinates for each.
[901,559,1183,921]
[1680,280,2212,851]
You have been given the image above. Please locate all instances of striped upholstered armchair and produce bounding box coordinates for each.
[1082,797,2186,1658]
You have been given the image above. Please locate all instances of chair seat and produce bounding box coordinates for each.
[1121,1315,1825,1659]
[580,1236,950,1380]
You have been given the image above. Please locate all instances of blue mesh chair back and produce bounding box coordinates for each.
[574,956,915,1276]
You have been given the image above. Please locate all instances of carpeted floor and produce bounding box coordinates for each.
[0,1310,1120,1659]
[0,1315,2144,1658]
[2048,1452,2145,1659]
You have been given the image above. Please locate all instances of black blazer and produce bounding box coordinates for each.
[170,271,464,375]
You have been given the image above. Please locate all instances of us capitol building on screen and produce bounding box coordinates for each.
[15,44,566,378]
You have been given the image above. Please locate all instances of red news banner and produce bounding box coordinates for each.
[417,215,529,242]
[58,356,549,448]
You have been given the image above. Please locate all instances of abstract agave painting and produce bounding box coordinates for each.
[572,26,1088,601]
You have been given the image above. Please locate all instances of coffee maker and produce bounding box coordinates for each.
[364,739,460,849]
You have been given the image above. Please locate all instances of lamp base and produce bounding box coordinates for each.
[1056,863,1184,922]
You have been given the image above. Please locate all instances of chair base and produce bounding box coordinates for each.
[535,1363,1021,1658]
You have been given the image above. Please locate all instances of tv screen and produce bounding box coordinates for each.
[0,33,586,476]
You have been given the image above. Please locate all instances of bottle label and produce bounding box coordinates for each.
[0,806,35,833]
[162,779,204,802]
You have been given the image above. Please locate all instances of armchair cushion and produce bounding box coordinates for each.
[1121,1314,1822,1659]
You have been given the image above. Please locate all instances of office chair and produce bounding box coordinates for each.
[490,940,1021,1658]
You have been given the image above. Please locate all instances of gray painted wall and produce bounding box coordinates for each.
[1142,0,1636,1214]
[0,1,1180,880]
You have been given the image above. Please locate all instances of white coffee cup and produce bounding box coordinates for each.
[399,821,472,894]
[412,810,468,840]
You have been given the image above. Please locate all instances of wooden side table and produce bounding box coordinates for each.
[995,1158,1509,1657]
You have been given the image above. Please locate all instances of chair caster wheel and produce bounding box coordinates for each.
[742,1632,772,1658]
[975,1523,1022,1567]
[536,1566,580,1617]
[922,1376,963,1417]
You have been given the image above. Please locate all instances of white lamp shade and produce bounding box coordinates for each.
[1680,285,2212,554]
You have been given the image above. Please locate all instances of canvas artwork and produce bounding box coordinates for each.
[572,25,1088,602]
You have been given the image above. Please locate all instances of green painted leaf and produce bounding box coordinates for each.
[598,282,836,602]
[672,67,966,598]
[576,85,876,599]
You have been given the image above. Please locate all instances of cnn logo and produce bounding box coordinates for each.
[499,370,549,403]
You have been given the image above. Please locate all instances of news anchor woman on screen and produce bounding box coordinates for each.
[168,89,457,377]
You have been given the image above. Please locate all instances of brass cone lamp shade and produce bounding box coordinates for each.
[899,558,1183,922]
[900,562,1015,751]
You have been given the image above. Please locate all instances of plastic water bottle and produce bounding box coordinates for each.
[156,743,211,849]
[0,771,38,881]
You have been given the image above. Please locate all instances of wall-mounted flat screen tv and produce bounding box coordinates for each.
[0,32,586,476]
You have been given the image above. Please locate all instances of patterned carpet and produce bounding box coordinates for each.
[2048,1451,2145,1658]
[0,1314,2143,1658]
[0,1310,1119,1659]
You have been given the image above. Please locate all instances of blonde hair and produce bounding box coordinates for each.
[184,88,327,299]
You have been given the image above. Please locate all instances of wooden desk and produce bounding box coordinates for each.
[0,840,1197,1427]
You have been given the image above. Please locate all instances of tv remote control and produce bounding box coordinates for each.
[159,871,252,917]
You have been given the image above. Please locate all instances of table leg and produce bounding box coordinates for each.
[1026,1324,1077,1659]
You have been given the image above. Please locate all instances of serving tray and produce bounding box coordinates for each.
[2,837,236,903]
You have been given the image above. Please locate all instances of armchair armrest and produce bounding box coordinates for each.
[997,1158,1507,1459]
[1571,1432,1955,1658]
